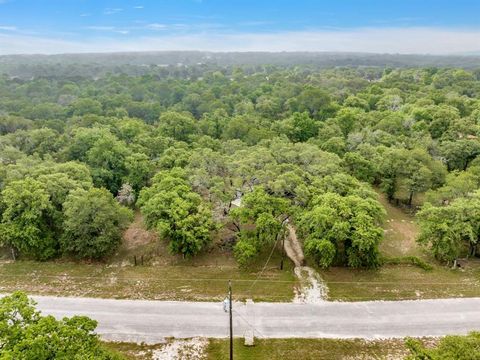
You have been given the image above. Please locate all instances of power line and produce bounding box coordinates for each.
[232,308,267,339]
[0,273,296,283]
[247,237,280,294]
[0,273,477,286]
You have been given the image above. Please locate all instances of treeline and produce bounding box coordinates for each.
[3,52,480,80]
[0,64,479,266]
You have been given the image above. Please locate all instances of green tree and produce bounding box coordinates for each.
[288,87,336,120]
[85,132,130,194]
[418,194,480,263]
[230,187,289,266]
[124,152,153,193]
[61,188,133,259]
[70,98,103,116]
[277,112,319,143]
[406,332,480,360]
[343,152,376,183]
[298,192,384,268]
[379,147,446,205]
[37,173,89,233]
[304,238,336,268]
[334,107,364,136]
[318,136,346,156]
[0,178,57,260]
[440,140,480,171]
[138,169,215,257]
[0,292,123,360]
[66,127,130,194]
[158,111,197,142]
[425,167,480,206]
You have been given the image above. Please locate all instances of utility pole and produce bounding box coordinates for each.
[280,234,286,270]
[280,217,289,270]
[229,280,233,360]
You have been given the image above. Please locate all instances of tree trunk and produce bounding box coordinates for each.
[471,243,478,257]
[232,221,241,233]
[408,191,414,207]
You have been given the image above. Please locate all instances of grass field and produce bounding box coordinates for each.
[206,338,412,360]
[319,263,480,301]
[0,255,296,302]
[377,192,423,258]
[106,338,415,360]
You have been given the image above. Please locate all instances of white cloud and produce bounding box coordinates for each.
[134,6,144,9]
[85,26,130,35]
[86,26,116,31]
[104,8,123,15]
[1,27,480,55]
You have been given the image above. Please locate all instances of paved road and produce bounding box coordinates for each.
[31,296,480,344]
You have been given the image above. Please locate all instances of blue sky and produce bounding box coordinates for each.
[0,0,479,54]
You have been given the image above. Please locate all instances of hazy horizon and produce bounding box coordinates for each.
[2,50,480,57]
[0,0,479,55]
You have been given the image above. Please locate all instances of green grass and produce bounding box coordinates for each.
[105,338,413,360]
[206,338,410,360]
[0,251,296,302]
[377,191,423,258]
[319,263,480,301]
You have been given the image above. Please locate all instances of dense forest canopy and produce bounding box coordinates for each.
[1,54,480,267]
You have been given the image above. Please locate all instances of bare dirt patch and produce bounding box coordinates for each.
[293,266,329,303]
[152,338,208,360]
[123,211,158,250]
[285,225,328,302]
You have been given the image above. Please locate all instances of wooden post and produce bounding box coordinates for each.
[229,280,233,360]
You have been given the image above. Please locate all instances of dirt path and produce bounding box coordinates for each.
[293,266,329,303]
[284,225,328,303]
[284,224,305,267]
[122,211,158,250]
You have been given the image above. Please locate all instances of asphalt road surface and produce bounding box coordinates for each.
[31,295,480,344]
